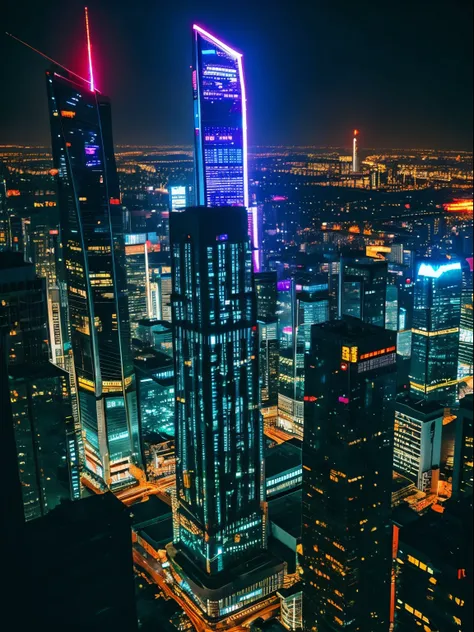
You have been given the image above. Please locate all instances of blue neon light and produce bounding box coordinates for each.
[417,262,461,279]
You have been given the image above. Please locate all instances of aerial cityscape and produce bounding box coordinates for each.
[0,2,472,631]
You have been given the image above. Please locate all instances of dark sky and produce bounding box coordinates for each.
[1,0,473,150]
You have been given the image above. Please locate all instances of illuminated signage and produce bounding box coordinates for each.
[6,190,20,197]
[60,110,76,118]
[342,346,358,363]
[359,346,396,361]
[170,185,187,211]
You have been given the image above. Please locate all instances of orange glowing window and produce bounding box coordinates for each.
[60,110,76,118]
[6,190,20,197]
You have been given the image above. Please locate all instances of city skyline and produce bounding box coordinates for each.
[1,0,473,150]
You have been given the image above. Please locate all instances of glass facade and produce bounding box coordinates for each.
[340,257,388,327]
[193,25,248,209]
[410,260,462,406]
[302,319,396,631]
[9,363,80,521]
[46,67,141,488]
[170,206,265,576]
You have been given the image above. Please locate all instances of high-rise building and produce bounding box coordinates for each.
[167,206,285,622]
[278,278,329,438]
[9,362,80,521]
[0,252,49,366]
[458,257,473,379]
[134,348,175,437]
[302,318,397,631]
[394,499,473,632]
[124,232,152,336]
[352,129,359,173]
[453,394,473,500]
[393,394,443,493]
[255,272,278,322]
[339,257,387,327]
[410,260,462,406]
[169,185,188,211]
[385,283,398,331]
[193,25,248,209]
[46,65,141,488]
[255,272,279,423]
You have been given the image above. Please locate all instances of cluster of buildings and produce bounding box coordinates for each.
[0,13,472,632]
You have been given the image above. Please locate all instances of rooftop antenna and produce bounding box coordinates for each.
[84,6,95,91]
[5,31,91,85]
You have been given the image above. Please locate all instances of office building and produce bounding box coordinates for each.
[458,257,473,379]
[167,206,285,622]
[24,493,139,631]
[302,318,397,631]
[0,252,49,365]
[453,394,473,499]
[278,279,329,438]
[124,232,152,335]
[339,257,387,327]
[136,318,173,355]
[255,271,278,322]
[395,500,473,632]
[134,348,175,437]
[193,25,248,209]
[393,394,443,493]
[410,260,462,405]
[255,272,279,422]
[169,185,188,211]
[46,65,142,488]
[9,362,80,521]
[385,284,398,331]
[277,585,303,631]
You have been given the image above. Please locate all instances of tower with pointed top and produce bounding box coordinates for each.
[45,10,141,489]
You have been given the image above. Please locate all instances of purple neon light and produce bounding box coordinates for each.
[193,24,249,210]
[277,280,292,291]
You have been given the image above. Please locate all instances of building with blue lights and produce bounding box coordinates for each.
[192,25,248,209]
[46,66,141,488]
[167,205,285,623]
[410,260,462,406]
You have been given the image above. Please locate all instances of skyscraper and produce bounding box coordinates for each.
[458,257,473,379]
[339,257,387,328]
[193,25,248,209]
[167,206,285,622]
[46,62,141,488]
[302,318,396,631]
[453,394,473,499]
[124,232,152,336]
[410,259,462,406]
[393,394,443,493]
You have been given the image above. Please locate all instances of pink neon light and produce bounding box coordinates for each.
[85,7,95,92]
[193,24,249,210]
[338,396,349,404]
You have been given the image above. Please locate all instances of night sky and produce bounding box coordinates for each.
[1,0,473,150]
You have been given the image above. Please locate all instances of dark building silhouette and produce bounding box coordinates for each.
[302,318,396,631]
[339,257,387,328]
[24,493,138,631]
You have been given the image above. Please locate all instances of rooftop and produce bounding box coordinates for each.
[265,440,302,479]
[268,490,302,540]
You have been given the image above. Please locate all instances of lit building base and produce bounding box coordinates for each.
[166,543,286,627]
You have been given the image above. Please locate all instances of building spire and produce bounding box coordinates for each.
[84,7,95,92]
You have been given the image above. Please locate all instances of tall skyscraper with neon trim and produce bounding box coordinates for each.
[192,25,261,271]
[192,25,248,209]
[45,14,141,489]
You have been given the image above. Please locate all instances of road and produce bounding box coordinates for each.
[117,474,176,506]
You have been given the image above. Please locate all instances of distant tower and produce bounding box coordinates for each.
[352,129,359,173]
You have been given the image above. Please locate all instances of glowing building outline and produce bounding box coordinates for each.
[192,24,249,210]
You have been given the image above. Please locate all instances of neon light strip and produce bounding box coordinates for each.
[252,206,260,272]
[193,25,249,209]
[85,7,95,92]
